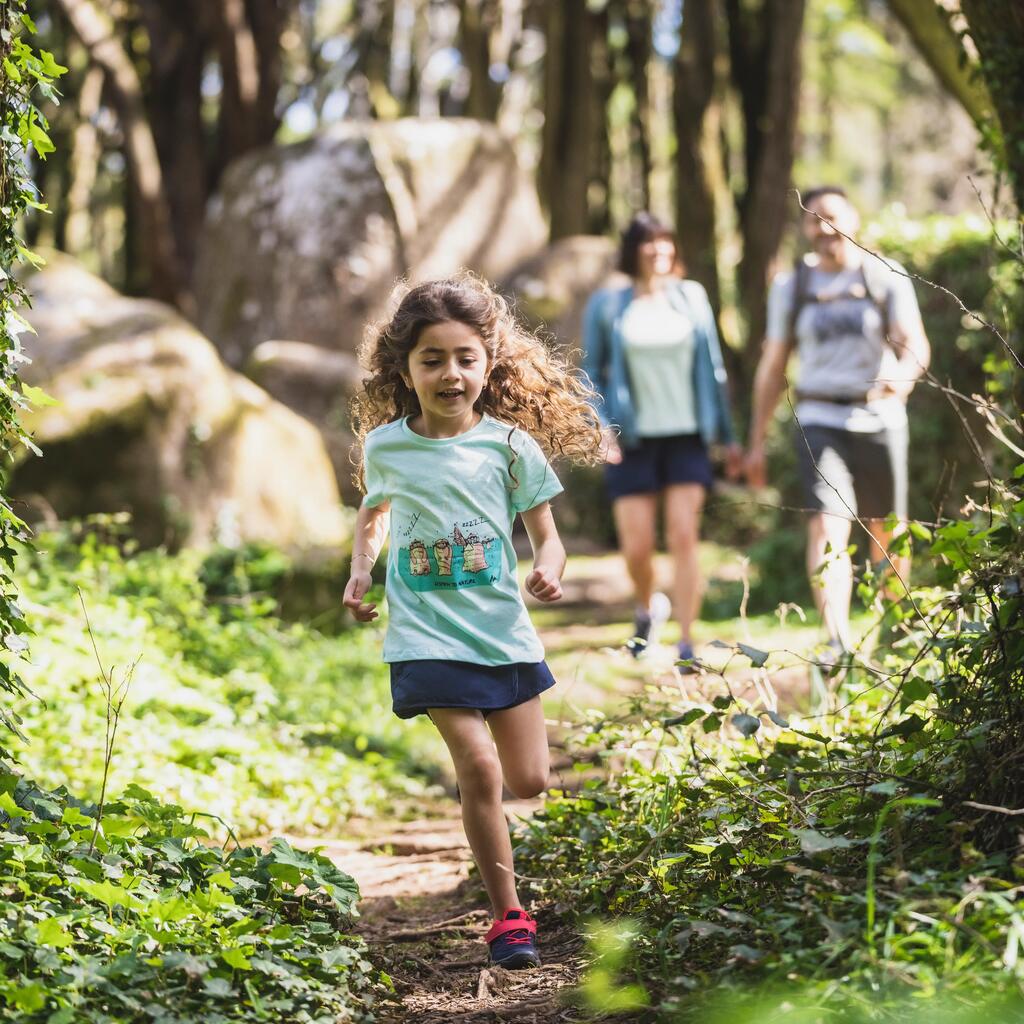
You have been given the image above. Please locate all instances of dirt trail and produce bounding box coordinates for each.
[297,805,585,1023]
[296,553,821,1020]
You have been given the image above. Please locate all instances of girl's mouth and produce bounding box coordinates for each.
[437,389,464,400]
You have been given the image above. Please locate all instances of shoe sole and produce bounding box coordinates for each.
[491,951,542,969]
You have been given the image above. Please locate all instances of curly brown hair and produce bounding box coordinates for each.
[351,274,603,492]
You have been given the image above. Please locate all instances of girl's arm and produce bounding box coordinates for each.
[343,500,390,621]
[520,501,566,603]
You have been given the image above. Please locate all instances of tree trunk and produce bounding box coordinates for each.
[64,65,105,257]
[540,0,596,239]
[589,4,613,234]
[54,0,186,308]
[959,0,1024,213]
[137,0,208,296]
[458,0,500,120]
[887,0,993,134]
[673,0,721,311]
[211,0,289,176]
[350,0,398,118]
[726,0,806,366]
[623,0,653,211]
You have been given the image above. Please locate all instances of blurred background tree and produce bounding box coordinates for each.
[30,1,1015,343]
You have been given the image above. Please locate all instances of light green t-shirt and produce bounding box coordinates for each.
[362,415,563,665]
[620,294,698,437]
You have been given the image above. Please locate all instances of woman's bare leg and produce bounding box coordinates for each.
[663,483,706,644]
[612,493,659,610]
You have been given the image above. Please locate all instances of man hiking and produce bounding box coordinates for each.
[745,186,931,660]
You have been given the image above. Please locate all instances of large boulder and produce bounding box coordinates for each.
[195,118,548,367]
[14,254,349,553]
[503,235,622,352]
[244,340,364,504]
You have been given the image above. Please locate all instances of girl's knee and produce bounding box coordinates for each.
[506,762,549,800]
[456,747,503,798]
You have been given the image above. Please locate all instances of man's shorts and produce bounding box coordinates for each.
[796,424,908,520]
[604,433,713,501]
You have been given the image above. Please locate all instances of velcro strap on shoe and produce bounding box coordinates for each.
[485,917,537,944]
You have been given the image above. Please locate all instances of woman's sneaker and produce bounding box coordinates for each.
[676,639,698,675]
[485,909,541,969]
[628,592,672,659]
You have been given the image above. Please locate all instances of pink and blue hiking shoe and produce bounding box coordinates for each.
[485,909,541,969]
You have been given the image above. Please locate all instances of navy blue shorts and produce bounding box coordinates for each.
[389,660,556,720]
[604,433,713,501]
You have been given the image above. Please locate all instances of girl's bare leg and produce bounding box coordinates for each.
[487,696,549,799]
[429,707,520,918]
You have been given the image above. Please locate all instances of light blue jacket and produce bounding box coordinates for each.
[581,278,736,450]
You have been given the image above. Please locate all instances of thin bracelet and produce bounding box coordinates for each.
[352,552,375,564]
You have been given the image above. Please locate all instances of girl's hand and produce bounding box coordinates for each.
[525,565,563,602]
[343,570,378,621]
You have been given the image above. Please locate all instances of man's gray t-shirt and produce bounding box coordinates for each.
[765,257,923,432]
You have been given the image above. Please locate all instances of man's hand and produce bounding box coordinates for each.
[525,565,563,602]
[343,570,378,621]
[868,364,919,403]
[744,444,767,488]
[600,427,623,465]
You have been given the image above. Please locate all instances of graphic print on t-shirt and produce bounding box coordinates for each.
[397,516,503,592]
[810,299,872,344]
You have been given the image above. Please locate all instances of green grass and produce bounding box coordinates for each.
[9,529,448,839]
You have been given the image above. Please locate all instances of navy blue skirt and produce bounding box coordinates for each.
[605,432,713,500]
[389,660,556,720]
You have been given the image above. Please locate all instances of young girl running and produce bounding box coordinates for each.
[343,276,601,969]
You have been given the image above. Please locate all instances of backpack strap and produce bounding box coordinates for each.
[787,255,811,350]
[860,256,893,347]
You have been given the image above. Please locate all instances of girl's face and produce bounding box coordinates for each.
[403,320,489,424]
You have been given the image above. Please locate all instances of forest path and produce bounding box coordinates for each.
[296,805,585,1023]
[300,551,830,1020]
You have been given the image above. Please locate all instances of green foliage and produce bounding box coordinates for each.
[515,442,1024,1019]
[0,0,65,751]
[0,767,389,1022]
[6,522,445,837]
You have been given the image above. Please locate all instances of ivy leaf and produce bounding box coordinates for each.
[662,708,704,728]
[34,918,73,948]
[901,677,931,706]
[20,383,58,407]
[731,714,761,737]
[879,714,927,739]
[791,828,855,854]
[729,943,765,963]
[737,643,769,667]
[222,947,252,970]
